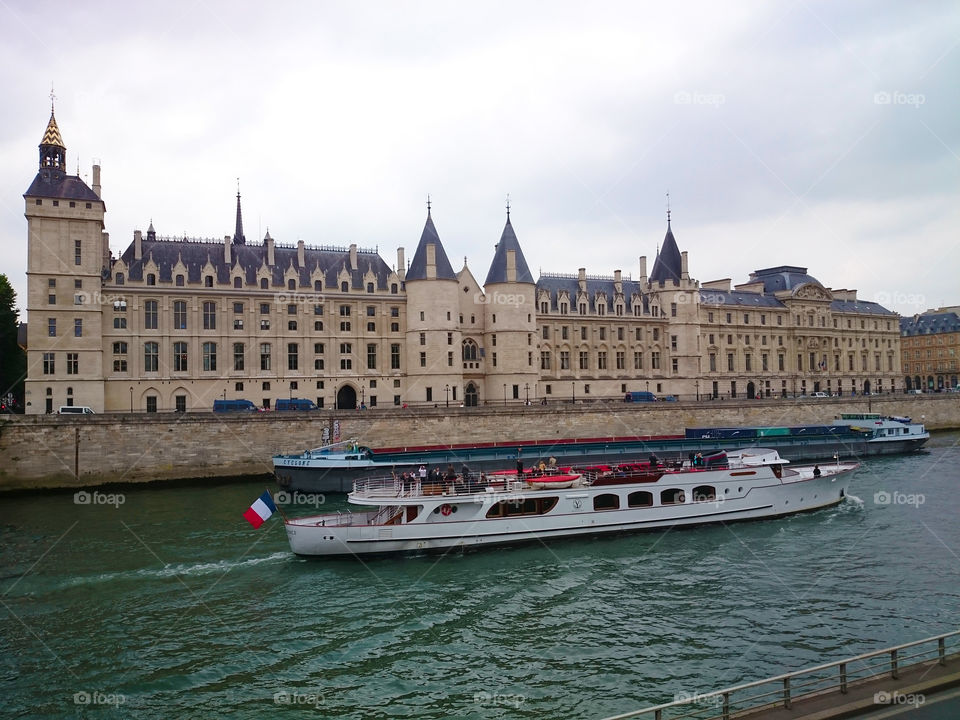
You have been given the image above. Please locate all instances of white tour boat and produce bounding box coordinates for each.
[829,413,929,453]
[283,448,859,557]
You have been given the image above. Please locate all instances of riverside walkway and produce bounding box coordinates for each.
[604,630,960,720]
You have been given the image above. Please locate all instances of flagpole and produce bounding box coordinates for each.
[270,488,290,524]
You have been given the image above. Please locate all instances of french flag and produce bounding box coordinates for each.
[243,491,277,529]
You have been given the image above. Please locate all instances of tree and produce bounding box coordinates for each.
[0,274,26,411]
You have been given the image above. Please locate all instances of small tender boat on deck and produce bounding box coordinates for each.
[283,448,859,557]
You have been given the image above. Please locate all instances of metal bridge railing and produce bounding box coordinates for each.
[602,629,960,720]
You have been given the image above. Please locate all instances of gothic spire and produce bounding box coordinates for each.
[38,90,66,182]
[233,185,246,245]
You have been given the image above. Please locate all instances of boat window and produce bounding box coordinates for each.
[593,493,620,511]
[485,497,558,518]
[771,464,783,479]
[692,485,716,502]
[627,491,653,508]
[660,488,685,505]
[406,506,420,522]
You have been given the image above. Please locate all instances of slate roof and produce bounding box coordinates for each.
[405,212,457,281]
[900,311,960,336]
[648,222,682,284]
[536,274,647,313]
[750,266,822,293]
[24,174,101,202]
[829,299,897,316]
[116,236,394,289]
[484,216,535,285]
[699,290,786,308]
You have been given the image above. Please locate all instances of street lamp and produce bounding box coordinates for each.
[524,383,529,405]
[444,384,449,408]
[129,386,133,413]
[646,380,650,394]
[503,384,506,406]
[695,380,699,402]
[361,387,365,407]
[222,389,227,401]
[572,382,575,404]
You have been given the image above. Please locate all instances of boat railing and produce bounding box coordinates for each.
[600,629,960,720]
[352,473,586,499]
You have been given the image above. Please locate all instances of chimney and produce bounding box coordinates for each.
[134,230,142,261]
[92,164,101,199]
[578,267,586,291]
[101,230,110,269]
[224,235,231,265]
[681,251,689,280]
[298,239,305,268]
[266,233,275,266]
[506,249,517,282]
[614,269,622,283]
[349,243,358,271]
[397,247,406,280]
[426,244,437,279]
[639,256,647,284]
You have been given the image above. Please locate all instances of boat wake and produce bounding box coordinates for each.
[844,493,865,507]
[138,551,291,579]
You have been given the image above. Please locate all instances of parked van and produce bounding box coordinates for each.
[213,399,259,412]
[275,398,317,411]
[58,406,95,414]
[624,391,657,402]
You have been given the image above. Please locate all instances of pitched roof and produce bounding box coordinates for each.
[24,173,101,201]
[484,216,535,285]
[40,111,64,148]
[536,274,646,313]
[405,212,457,281]
[648,222,682,283]
[750,266,823,293]
[116,236,393,289]
[900,311,960,335]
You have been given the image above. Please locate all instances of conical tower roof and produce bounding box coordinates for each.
[484,214,534,285]
[40,109,64,148]
[649,220,682,283]
[405,209,457,281]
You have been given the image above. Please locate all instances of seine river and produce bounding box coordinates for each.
[2,432,959,719]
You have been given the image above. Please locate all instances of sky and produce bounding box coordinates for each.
[0,0,957,320]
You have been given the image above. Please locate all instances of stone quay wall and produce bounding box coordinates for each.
[1,395,957,491]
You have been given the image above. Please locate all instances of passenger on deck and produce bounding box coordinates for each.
[813,465,821,477]
[694,452,704,468]
[649,453,660,467]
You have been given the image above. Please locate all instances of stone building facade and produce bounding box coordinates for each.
[900,308,960,392]
[23,109,903,414]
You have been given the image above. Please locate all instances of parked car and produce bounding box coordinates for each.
[624,391,657,402]
[58,406,95,414]
[213,399,259,412]
[810,392,830,398]
[659,395,678,402]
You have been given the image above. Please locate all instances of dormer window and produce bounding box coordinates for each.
[176,275,184,286]
[314,280,322,291]
[234,277,242,289]
[146,273,156,286]
[205,276,213,287]
[288,279,295,290]
[341,282,349,292]
[115,272,125,285]
[260,278,268,289]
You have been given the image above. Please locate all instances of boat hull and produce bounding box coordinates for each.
[285,464,855,557]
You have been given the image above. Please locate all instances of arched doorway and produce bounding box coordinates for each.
[464,382,479,407]
[746,381,756,399]
[336,385,357,410]
[914,375,921,390]
[863,379,871,395]
[904,376,912,391]
[927,376,934,390]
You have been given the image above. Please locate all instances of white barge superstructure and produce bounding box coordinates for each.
[284,449,858,557]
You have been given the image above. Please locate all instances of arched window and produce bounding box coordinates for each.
[175,274,184,286]
[366,282,374,293]
[627,491,652,508]
[146,273,156,286]
[660,488,685,505]
[341,281,349,292]
[593,493,620,511]
[204,276,213,287]
[462,339,479,363]
[692,486,716,502]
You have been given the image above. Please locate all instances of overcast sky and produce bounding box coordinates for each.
[1,1,957,319]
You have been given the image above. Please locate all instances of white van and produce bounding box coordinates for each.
[58,406,95,414]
